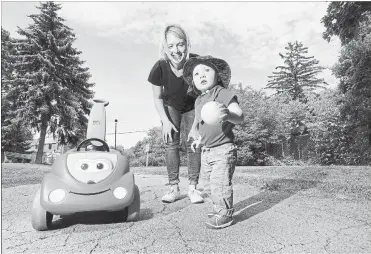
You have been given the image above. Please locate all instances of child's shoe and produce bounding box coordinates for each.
[207,211,218,218]
[188,185,204,204]
[162,184,181,203]
[205,214,234,229]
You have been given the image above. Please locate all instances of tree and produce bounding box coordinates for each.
[1,28,15,90]
[132,126,167,166]
[230,84,286,165]
[230,83,313,165]
[331,14,371,164]
[322,2,371,164]
[304,90,345,164]
[1,28,33,156]
[266,41,327,102]
[7,2,95,163]
[321,2,371,45]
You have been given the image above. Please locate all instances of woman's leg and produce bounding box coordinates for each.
[182,109,201,185]
[163,105,182,185]
[183,109,203,203]
[162,105,182,203]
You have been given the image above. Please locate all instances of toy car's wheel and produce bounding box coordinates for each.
[111,207,128,222]
[127,184,140,222]
[31,188,53,231]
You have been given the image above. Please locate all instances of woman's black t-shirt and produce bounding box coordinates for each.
[148,53,198,113]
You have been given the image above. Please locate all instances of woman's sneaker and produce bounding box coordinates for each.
[188,185,204,204]
[162,184,181,203]
[205,214,233,229]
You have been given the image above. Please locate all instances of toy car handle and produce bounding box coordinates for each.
[76,138,110,152]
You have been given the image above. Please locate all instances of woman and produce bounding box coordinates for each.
[148,24,203,204]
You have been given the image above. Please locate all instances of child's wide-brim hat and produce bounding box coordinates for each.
[183,55,231,88]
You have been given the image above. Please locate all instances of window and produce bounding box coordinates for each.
[48,144,52,150]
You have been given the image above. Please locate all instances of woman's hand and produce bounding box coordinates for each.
[162,119,178,143]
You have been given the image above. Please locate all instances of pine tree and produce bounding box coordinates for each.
[266,41,327,102]
[2,28,14,90]
[1,28,33,157]
[8,2,95,163]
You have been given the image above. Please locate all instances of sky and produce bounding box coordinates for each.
[1,1,341,149]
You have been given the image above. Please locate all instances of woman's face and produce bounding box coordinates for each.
[166,32,187,66]
[193,64,217,92]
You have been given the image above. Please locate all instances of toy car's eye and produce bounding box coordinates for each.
[95,161,109,170]
[81,163,89,170]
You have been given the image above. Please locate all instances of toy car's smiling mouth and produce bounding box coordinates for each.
[70,188,110,195]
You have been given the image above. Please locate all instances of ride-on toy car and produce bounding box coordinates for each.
[31,99,140,231]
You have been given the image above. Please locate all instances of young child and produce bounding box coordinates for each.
[183,55,244,229]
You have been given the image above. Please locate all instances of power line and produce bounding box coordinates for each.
[106,130,148,135]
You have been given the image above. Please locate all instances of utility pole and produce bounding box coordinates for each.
[145,144,150,167]
[114,119,118,149]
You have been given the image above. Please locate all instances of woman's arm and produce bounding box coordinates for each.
[152,84,178,142]
[152,85,168,123]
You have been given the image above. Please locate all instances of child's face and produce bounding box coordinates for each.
[166,32,187,65]
[192,64,217,92]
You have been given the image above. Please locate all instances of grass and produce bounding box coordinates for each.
[2,163,371,200]
[1,163,51,188]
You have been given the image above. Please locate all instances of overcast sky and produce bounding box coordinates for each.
[1,1,341,148]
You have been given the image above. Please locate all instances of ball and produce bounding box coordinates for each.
[201,101,222,125]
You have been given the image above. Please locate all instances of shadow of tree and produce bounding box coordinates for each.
[233,178,318,224]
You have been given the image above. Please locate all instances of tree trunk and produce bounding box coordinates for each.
[35,118,48,164]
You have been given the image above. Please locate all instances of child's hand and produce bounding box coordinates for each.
[191,138,201,152]
[187,128,199,142]
[216,103,230,123]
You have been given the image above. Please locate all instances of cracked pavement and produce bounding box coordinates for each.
[2,174,371,253]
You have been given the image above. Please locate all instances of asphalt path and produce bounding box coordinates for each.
[2,170,371,253]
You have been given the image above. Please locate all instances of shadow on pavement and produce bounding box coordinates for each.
[233,178,318,224]
[138,208,154,221]
[50,208,153,230]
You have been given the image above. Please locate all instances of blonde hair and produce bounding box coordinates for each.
[159,24,191,61]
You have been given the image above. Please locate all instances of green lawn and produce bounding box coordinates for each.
[2,163,370,200]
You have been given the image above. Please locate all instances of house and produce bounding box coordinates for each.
[26,136,62,164]
[27,137,59,153]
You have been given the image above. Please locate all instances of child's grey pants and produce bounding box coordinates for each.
[202,143,237,216]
